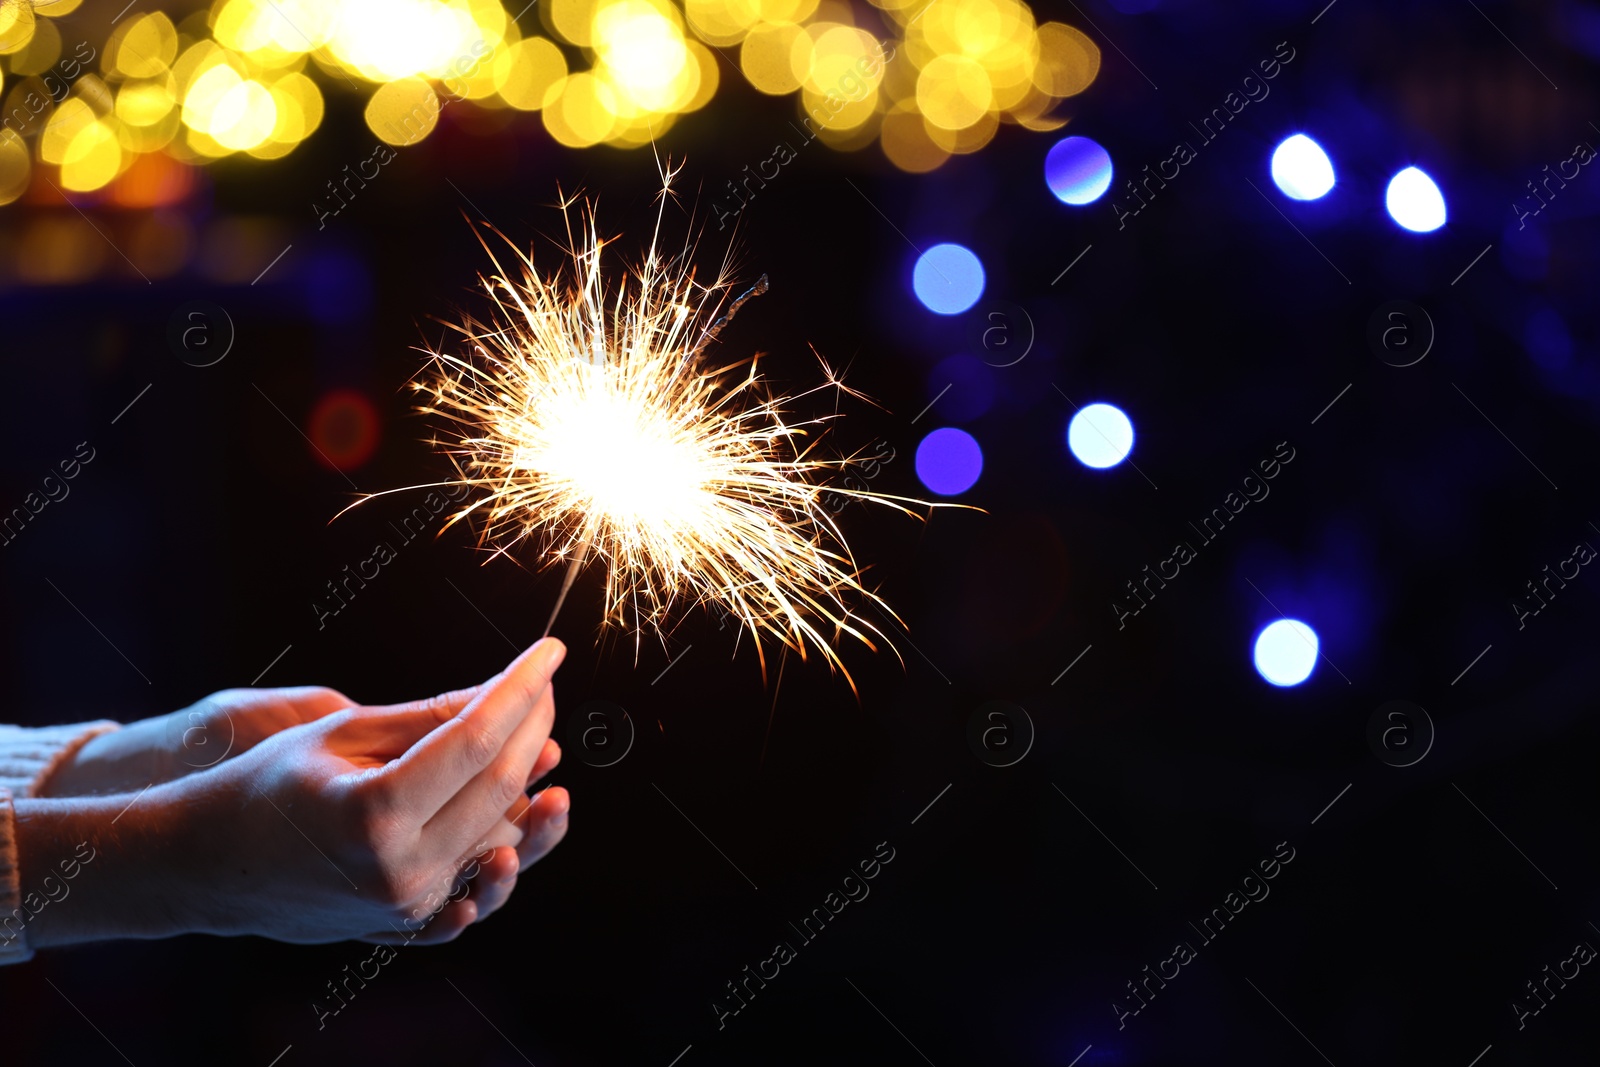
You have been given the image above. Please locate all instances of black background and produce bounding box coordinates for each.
[4,0,1600,1064]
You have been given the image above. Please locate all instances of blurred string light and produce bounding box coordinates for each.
[0,0,1099,205]
[1252,618,1318,687]
[1269,133,1333,201]
[1066,401,1132,469]
[915,426,982,496]
[1043,134,1110,205]
[912,241,984,314]
[1385,165,1447,233]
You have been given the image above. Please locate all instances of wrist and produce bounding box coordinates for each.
[12,785,199,948]
[39,716,172,798]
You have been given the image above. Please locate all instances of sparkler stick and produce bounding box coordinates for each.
[541,528,594,638]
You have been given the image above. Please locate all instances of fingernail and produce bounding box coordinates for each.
[551,808,568,828]
[537,638,567,672]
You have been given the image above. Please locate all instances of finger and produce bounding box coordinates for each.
[420,681,556,865]
[514,786,570,872]
[527,738,561,787]
[337,686,484,756]
[358,899,478,946]
[464,846,520,923]
[383,639,564,819]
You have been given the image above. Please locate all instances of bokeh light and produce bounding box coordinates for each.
[0,0,1099,201]
[309,389,383,471]
[1067,403,1134,469]
[1386,166,1447,233]
[915,427,983,496]
[1044,135,1112,205]
[1253,619,1319,687]
[913,242,985,315]
[1269,134,1334,201]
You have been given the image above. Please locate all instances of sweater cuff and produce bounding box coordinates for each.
[0,721,120,966]
[0,787,31,965]
[0,720,121,800]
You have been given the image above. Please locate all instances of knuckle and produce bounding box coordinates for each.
[460,719,500,770]
[310,686,351,711]
[487,761,526,807]
[426,687,476,722]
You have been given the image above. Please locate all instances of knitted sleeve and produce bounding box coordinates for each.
[0,721,121,966]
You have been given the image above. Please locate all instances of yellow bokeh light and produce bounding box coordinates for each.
[541,70,616,147]
[183,60,244,129]
[212,0,333,58]
[496,36,566,110]
[801,83,877,131]
[33,0,85,18]
[683,40,718,111]
[114,12,179,79]
[59,119,123,192]
[180,123,234,159]
[0,0,1096,192]
[916,53,991,129]
[1033,21,1098,98]
[761,0,821,22]
[0,128,31,205]
[924,104,996,153]
[116,108,180,153]
[210,79,277,150]
[329,0,468,81]
[40,96,94,163]
[365,77,439,145]
[879,103,948,172]
[593,0,691,115]
[684,0,760,47]
[116,75,178,126]
[0,1,35,56]
[443,16,512,101]
[802,24,884,97]
[247,136,297,158]
[267,70,322,142]
[8,15,60,77]
[741,21,803,96]
[547,0,600,47]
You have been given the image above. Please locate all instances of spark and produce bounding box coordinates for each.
[363,167,930,683]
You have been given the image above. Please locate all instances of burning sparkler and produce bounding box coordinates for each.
[367,170,929,679]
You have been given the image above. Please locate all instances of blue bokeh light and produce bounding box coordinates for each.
[915,427,983,496]
[1044,136,1114,206]
[1066,403,1135,469]
[1385,167,1447,232]
[1253,619,1319,687]
[1269,134,1335,200]
[912,243,985,315]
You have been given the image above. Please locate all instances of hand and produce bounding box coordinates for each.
[15,638,572,950]
[40,686,359,797]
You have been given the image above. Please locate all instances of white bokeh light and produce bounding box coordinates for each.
[1270,134,1336,200]
[1067,403,1134,469]
[1386,167,1447,233]
[1253,619,1319,687]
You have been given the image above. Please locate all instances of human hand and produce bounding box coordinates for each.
[16,638,572,950]
[40,685,359,797]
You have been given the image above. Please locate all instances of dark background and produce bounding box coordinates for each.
[4,0,1600,1063]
